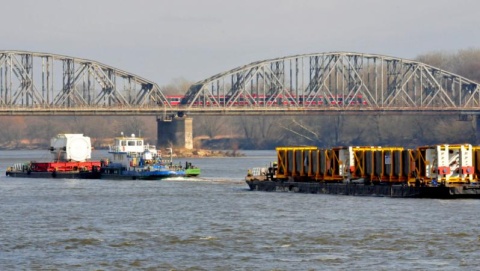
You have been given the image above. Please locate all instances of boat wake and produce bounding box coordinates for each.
[163,177,244,184]
[162,176,205,182]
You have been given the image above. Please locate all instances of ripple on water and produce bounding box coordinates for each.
[109,241,138,248]
[62,238,103,249]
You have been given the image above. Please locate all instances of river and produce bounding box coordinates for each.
[0,150,479,270]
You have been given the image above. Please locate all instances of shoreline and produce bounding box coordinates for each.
[0,147,244,158]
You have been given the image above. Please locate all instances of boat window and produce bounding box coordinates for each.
[137,140,143,146]
[128,141,135,146]
[121,140,126,146]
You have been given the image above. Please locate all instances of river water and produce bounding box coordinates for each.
[0,150,479,270]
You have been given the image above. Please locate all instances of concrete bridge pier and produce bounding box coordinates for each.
[475,115,480,145]
[157,116,193,150]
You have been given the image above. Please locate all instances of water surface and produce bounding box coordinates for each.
[0,150,479,270]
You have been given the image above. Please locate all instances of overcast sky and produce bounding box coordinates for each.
[3,0,479,85]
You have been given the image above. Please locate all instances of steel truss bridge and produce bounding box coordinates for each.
[0,50,479,116]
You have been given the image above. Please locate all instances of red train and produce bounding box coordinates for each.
[165,94,368,107]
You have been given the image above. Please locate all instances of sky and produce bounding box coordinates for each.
[2,0,480,86]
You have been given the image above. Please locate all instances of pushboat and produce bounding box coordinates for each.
[6,134,101,179]
[97,133,200,180]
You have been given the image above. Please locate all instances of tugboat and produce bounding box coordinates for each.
[6,134,101,179]
[98,133,200,180]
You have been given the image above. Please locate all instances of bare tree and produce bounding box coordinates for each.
[237,115,288,148]
[114,117,147,138]
[416,48,480,82]
[455,48,480,82]
[195,116,227,139]
[0,117,26,148]
[161,77,194,95]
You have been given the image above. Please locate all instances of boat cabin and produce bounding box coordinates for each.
[108,133,161,168]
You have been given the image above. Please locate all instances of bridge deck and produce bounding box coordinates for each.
[1,106,479,116]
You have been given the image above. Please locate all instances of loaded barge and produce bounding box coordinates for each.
[6,134,100,179]
[246,145,480,198]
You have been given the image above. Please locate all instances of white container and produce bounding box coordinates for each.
[50,134,92,162]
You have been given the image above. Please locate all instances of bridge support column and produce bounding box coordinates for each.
[475,115,480,145]
[157,117,193,150]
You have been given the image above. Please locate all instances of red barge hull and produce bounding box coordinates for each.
[6,161,101,179]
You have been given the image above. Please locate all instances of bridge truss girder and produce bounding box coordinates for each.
[183,52,480,109]
[0,51,170,108]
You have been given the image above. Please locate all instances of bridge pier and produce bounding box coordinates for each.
[475,115,480,145]
[157,116,193,150]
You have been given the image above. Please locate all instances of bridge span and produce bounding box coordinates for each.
[1,51,480,116]
[1,51,480,147]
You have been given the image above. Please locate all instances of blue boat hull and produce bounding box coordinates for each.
[99,166,185,180]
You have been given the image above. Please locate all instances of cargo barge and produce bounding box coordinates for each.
[6,134,101,179]
[246,145,480,198]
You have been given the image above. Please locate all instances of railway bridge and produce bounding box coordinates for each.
[1,50,479,148]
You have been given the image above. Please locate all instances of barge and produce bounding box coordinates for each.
[246,145,480,198]
[6,134,101,179]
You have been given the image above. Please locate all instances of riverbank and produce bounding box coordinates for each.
[173,148,244,158]
[0,143,243,158]
[0,137,247,157]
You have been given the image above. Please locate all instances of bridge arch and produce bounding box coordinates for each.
[0,50,169,107]
[182,52,480,110]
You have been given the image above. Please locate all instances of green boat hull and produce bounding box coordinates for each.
[185,168,201,177]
